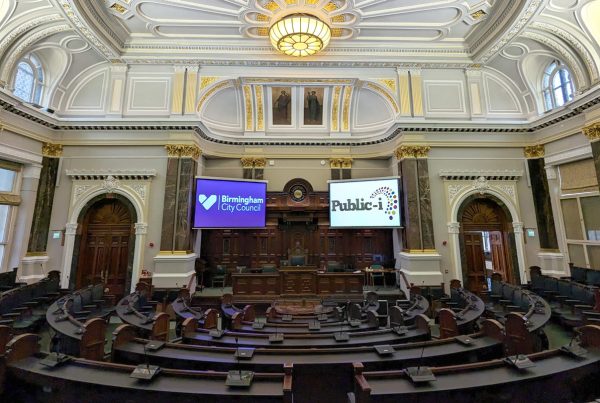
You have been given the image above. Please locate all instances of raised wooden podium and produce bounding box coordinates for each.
[231,266,363,301]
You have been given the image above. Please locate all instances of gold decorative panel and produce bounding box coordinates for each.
[256,85,264,131]
[331,86,342,132]
[243,85,254,131]
[583,122,600,141]
[342,86,353,132]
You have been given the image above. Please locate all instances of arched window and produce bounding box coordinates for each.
[13,54,44,104]
[542,60,574,111]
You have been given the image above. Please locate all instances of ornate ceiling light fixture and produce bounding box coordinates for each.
[269,13,331,57]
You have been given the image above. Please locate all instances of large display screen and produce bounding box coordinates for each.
[329,177,401,228]
[193,177,267,228]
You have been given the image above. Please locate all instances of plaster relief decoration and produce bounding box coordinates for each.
[472,176,491,194]
[101,175,120,193]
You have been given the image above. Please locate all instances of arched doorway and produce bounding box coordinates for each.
[74,195,136,299]
[458,195,518,293]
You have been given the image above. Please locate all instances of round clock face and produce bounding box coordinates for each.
[290,184,307,202]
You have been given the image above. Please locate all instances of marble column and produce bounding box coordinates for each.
[583,123,600,189]
[395,145,442,287]
[525,145,558,250]
[396,146,434,250]
[154,144,201,288]
[21,144,62,282]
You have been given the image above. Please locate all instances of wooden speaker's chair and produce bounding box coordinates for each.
[211,265,226,288]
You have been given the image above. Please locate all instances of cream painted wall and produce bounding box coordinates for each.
[202,158,392,192]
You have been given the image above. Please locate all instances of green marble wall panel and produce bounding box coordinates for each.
[592,141,600,191]
[400,159,422,250]
[27,157,59,253]
[527,158,559,249]
[417,159,435,249]
[159,158,179,251]
[174,158,196,251]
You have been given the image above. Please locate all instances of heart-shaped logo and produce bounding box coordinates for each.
[199,194,217,210]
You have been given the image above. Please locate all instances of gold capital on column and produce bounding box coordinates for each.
[394,145,430,160]
[329,158,352,169]
[42,143,63,158]
[241,157,266,168]
[164,144,202,159]
[583,122,600,141]
[524,144,545,158]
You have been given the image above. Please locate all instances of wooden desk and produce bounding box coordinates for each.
[231,268,363,300]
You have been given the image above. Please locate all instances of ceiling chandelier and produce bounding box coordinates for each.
[269,14,331,57]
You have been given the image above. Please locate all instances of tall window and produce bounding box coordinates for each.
[13,54,44,104]
[542,60,574,111]
[0,162,20,271]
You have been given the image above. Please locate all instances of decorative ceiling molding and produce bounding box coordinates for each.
[54,0,121,60]
[474,0,544,64]
[530,21,599,83]
[0,14,63,56]
[0,23,73,82]
[521,30,588,89]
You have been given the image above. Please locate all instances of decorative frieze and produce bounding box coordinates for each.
[42,143,63,158]
[524,144,545,158]
[164,144,201,160]
[395,145,430,160]
[583,122,600,142]
[329,158,353,169]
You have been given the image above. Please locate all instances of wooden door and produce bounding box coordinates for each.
[77,199,133,299]
[490,231,511,282]
[463,232,486,294]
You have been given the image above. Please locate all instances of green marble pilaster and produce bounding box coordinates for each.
[592,141,600,191]
[159,157,179,251]
[399,159,422,250]
[399,158,435,251]
[27,156,59,254]
[527,158,559,249]
[173,158,196,251]
[417,159,435,249]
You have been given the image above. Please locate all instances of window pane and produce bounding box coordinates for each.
[554,88,565,106]
[0,245,4,269]
[581,196,600,240]
[0,205,9,242]
[588,246,600,269]
[543,90,553,110]
[0,169,16,192]
[564,82,573,101]
[14,62,34,102]
[552,72,562,88]
[561,198,583,240]
[543,73,550,88]
[568,244,587,267]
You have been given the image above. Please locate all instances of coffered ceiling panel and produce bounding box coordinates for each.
[87,0,507,61]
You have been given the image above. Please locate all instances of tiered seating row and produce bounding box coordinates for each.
[530,267,599,327]
[0,272,60,331]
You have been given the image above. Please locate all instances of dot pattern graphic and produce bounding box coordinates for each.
[370,186,398,220]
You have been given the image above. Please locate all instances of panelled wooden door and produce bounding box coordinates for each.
[77,199,133,299]
[460,198,513,293]
[463,232,486,294]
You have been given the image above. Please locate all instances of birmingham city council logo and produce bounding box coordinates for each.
[198,194,217,210]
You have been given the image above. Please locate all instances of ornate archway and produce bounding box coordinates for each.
[442,173,527,290]
[60,170,155,291]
